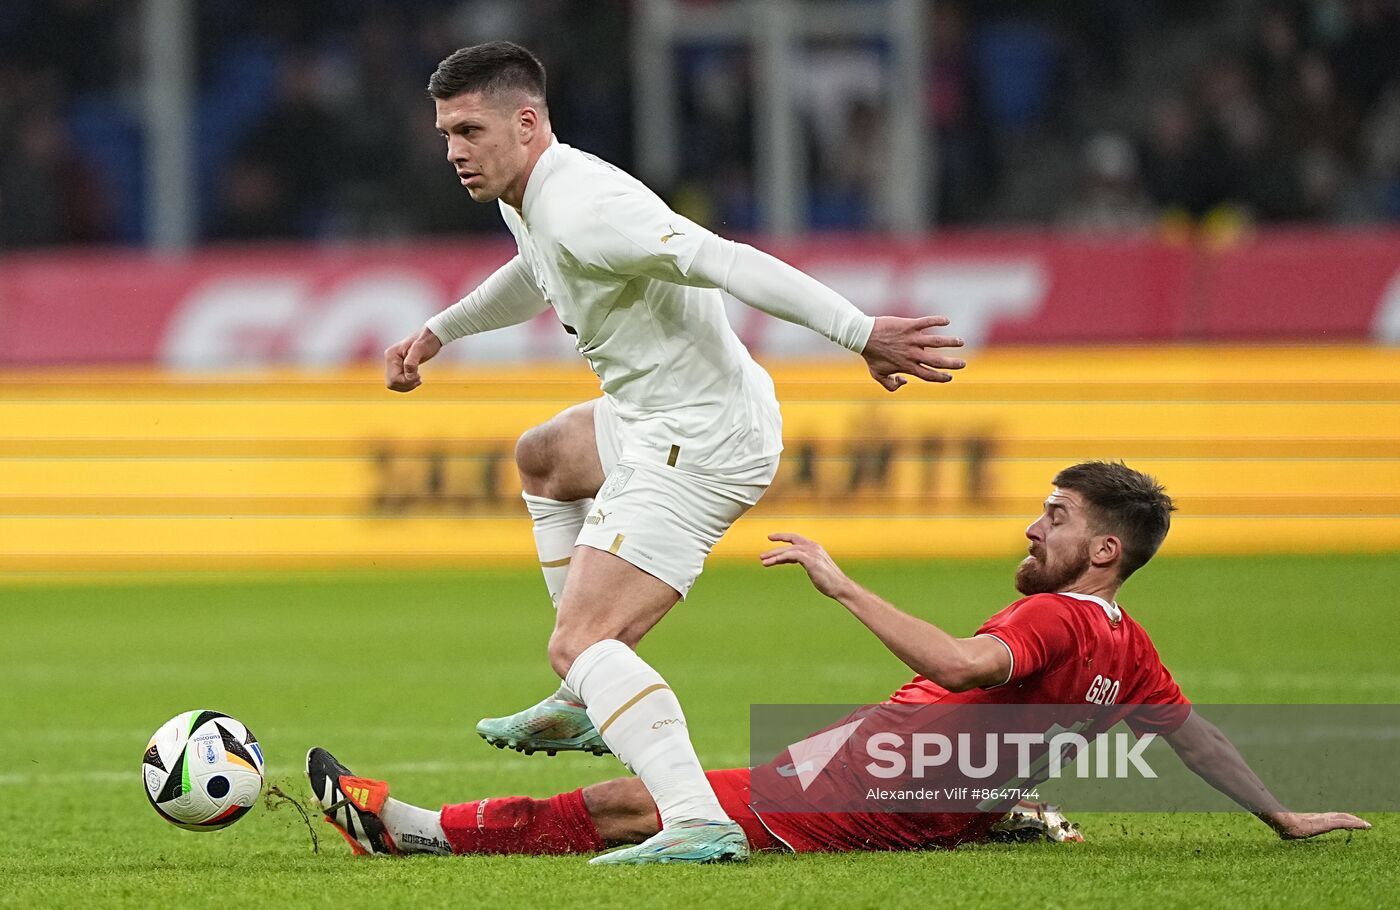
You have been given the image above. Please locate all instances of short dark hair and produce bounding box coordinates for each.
[1053,461,1175,580]
[428,41,547,107]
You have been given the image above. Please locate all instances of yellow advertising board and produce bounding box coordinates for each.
[1,346,1397,575]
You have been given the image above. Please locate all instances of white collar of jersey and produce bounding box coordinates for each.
[521,135,563,219]
[1059,591,1122,624]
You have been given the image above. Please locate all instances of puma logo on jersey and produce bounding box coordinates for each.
[660,224,686,244]
[585,508,611,526]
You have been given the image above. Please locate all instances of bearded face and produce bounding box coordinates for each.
[1015,537,1093,595]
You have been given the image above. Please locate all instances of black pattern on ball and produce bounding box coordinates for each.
[154,747,187,802]
[190,710,229,730]
[142,743,165,772]
[216,722,255,765]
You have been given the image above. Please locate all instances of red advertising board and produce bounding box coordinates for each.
[2,231,1397,366]
[1196,230,1400,340]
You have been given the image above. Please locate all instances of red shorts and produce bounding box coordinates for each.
[705,768,788,852]
[706,767,999,854]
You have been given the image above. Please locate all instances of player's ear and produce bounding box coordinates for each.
[518,105,539,139]
[1090,534,1120,569]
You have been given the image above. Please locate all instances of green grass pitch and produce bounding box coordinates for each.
[2,554,1397,908]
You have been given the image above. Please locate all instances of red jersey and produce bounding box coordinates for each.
[889,592,1189,736]
[747,592,1191,853]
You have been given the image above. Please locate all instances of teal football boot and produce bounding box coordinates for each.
[589,820,750,865]
[476,691,611,756]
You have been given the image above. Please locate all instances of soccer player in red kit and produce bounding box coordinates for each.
[307,462,1368,859]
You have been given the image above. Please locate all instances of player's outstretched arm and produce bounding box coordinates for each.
[385,255,549,393]
[760,532,1008,691]
[687,237,967,392]
[571,188,967,390]
[1163,711,1370,840]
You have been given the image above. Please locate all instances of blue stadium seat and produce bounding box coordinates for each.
[64,93,145,243]
[196,37,281,235]
[973,21,1060,134]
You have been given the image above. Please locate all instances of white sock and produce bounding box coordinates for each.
[522,493,590,609]
[380,797,452,855]
[522,493,588,704]
[565,639,730,828]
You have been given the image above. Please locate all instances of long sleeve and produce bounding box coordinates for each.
[558,187,874,354]
[686,233,875,353]
[426,255,550,343]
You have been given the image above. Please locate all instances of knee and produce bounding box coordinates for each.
[515,426,555,496]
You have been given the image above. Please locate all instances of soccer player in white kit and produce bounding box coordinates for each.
[380,42,967,865]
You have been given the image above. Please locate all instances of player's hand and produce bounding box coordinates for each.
[1270,811,1371,840]
[385,327,443,392]
[861,315,966,392]
[760,532,856,601]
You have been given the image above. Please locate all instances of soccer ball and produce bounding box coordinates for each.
[141,710,265,831]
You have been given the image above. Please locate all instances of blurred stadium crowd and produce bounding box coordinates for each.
[1,0,1398,248]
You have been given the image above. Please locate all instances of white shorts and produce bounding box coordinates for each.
[577,397,777,598]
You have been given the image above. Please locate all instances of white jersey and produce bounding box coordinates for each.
[427,138,875,476]
[500,141,782,473]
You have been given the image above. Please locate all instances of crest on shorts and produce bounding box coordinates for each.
[597,466,635,501]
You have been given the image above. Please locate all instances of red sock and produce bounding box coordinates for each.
[440,789,605,855]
